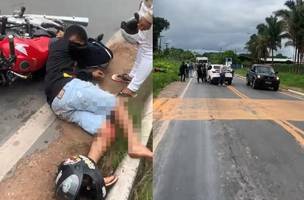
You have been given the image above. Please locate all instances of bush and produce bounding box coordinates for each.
[273,64,304,74]
[153,58,180,96]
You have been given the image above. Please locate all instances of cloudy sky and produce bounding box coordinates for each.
[155,0,294,57]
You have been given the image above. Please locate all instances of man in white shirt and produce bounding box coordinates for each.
[112,0,153,97]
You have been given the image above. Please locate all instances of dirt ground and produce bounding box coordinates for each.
[0,32,138,200]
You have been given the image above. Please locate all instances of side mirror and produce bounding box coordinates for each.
[207,66,212,70]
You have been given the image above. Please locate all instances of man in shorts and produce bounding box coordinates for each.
[45,25,153,185]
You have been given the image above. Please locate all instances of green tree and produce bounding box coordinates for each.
[153,17,170,51]
[256,15,284,65]
[246,34,269,63]
[276,0,304,65]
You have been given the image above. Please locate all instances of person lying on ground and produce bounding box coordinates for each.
[112,0,153,97]
[44,25,153,187]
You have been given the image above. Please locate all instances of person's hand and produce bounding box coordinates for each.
[92,69,105,80]
[56,30,64,38]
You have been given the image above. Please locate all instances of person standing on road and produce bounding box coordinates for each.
[188,62,194,78]
[196,63,204,83]
[44,25,153,186]
[202,64,207,82]
[219,65,226,86]
[179,61,187,82]
[111,0,153,97]
[185,62,189,78]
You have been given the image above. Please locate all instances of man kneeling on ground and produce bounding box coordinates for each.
[44,25,153,186]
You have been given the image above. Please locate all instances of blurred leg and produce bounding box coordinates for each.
[88,120,116,163]
[113,98,153,159]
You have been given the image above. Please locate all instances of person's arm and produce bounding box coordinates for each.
[74,68,93,81]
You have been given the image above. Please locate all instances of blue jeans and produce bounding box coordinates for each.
[51,79,117,135]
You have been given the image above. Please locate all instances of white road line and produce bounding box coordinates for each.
[181,78,193,98]
[287,89,304,97]
[106,94,153,200]
[153,78,193,152]
[0,104,55,181]
[279,91,304,101]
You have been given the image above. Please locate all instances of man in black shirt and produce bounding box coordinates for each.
[45,25,153,184]
[179,61,187,82]
[196,63,204,83]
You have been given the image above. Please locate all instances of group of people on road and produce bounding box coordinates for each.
[179,61,207,83]
[179,61,232,86]
[196,62,208,83]
[44,0,153,197]
[179,61,195,82]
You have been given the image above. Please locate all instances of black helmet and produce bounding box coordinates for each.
[55,155,106,200]
[79,39,113,68]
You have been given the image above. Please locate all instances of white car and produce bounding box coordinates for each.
[207,64,222,84]
[207,64,234,85]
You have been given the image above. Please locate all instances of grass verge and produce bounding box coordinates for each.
[127,57,181,199]
[153,58,180,96]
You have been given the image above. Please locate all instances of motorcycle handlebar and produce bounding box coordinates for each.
[8,35,16,61]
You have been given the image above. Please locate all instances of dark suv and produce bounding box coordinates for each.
[246,64,280,91]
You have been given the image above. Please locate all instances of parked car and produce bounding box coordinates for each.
[207,64,221,84]
[246,64,280,91]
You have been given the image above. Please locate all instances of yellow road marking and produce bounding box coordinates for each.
[154,84,304,147]
[227,87,304,146]
[274,120,304,147]
[227,86,249,99]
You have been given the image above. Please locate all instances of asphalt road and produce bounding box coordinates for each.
[0,0,139,144]
[154,77,304,200]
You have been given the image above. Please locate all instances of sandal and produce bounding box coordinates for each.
[117,88,138,98]
[104,175,118,188]
[112,73,132,83]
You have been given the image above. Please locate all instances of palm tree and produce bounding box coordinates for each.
[256,16,284,65]
[246,34,269,63]
[276,0,304,65]
[153,17,170,51]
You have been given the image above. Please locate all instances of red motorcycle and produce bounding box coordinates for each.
[0,7,89,85]
[0,35,50,85]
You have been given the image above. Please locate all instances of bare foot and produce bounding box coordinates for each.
[128,144,153,160]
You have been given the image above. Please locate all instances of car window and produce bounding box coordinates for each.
[213,66,221,69]
[257,66,275,74]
